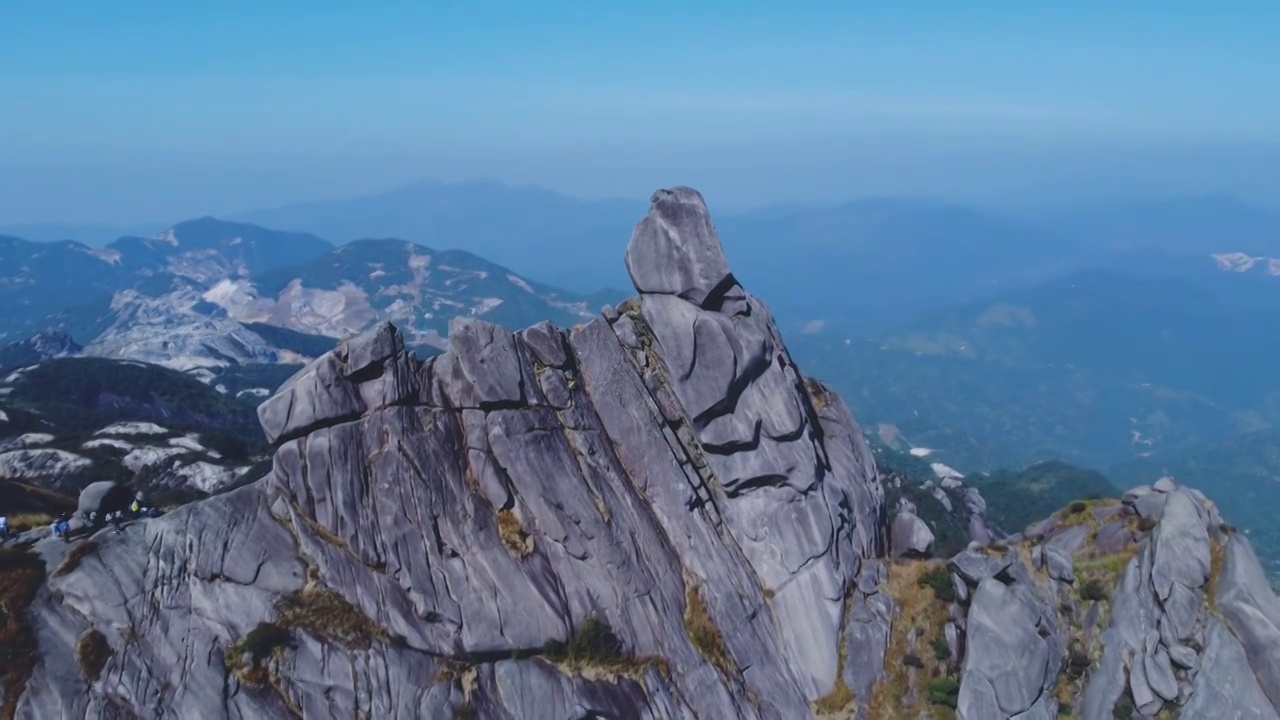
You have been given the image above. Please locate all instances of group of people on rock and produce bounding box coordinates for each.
[0,492,163,545]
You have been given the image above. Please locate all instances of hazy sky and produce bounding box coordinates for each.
[2,1,1279,222]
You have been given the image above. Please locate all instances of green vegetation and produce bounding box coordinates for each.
[876,449,972,558]
[918,566,956,603]
[869,561,956,719]
[542,617,624,666]
[970,461,1119,536]
[274,584,386,650]
[1079,580,1108,602]
[224,622,294,688]
[927,677,960,709]
[223,580,386,688]
[931,638,952,662]
[542,617,664,676]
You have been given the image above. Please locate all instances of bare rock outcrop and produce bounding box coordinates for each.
[7,187,1280,720]
[9,187,888,719]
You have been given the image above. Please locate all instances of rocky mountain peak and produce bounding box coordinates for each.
[0,328,84,372]
[4,187,1279,720]
[625,186,736,309]
[7,329,81,359]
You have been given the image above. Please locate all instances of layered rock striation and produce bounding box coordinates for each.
[6,187,1280,720]
[9,187,889,719]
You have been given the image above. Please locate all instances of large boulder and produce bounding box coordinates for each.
[625,186,735,308]
[75,480,131,517]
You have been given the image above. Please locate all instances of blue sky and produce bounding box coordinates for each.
[2,1,1279,221]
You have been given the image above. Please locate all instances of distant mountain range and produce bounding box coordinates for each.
[0,216,606,368]
[233,179,648,292]
[3,178,1279,577]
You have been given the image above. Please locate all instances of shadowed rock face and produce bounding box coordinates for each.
[8,188,1280,720]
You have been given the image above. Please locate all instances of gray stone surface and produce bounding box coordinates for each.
[1216,532,1280,714]
[1079,486,1280,719]
[1180,618,1280,720]
[1042,547,1075,584]
[891,508,935,558]
[624,186,734,308]
[957,575,1059,720]
[950,549,1012,587]
[9,189,889,720]
[9,188,1280,720]
[842,561,893,705]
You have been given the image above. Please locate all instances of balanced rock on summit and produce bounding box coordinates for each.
[625,186,736,308]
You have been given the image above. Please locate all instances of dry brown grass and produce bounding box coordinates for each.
[805,377,830,412]
[51,540,98,578]
[275,583,387,650]
[683,581,734,676]
[0,546,45,720]
[867,560,955,720]
[7,513,54,533]
[814,678,855,717]
[1205,536,1226,612]
[591,494,611,523]
[75,629,112,683]
[497,508,533,558]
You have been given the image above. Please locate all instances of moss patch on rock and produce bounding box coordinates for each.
[275,583,387,651]
[683,581,734,676]
[75,629,112,683]
[496,508,534,558]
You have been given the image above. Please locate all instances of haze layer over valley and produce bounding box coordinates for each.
[3,4,1280,718]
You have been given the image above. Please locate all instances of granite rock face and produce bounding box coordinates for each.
[942,480,1280,719]
[10,188,889,719]
[1073,479,1280,719]
[9,188,1280,720]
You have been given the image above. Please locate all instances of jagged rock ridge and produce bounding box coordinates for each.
[5,187,1279,720]
[8,186,891,719]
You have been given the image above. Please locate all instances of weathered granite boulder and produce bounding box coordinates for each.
[1076,488,1280,719]
[957,573,1061,720]
[891,501,935,558]
[624,186,734,308]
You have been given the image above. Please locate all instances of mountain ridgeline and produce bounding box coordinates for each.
[3,188,1278,720]
[0,216,603,368]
